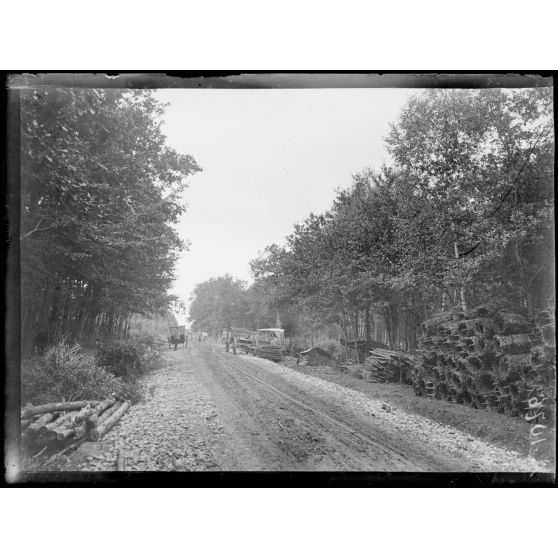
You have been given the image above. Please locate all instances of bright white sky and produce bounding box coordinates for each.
[154,88,418,324]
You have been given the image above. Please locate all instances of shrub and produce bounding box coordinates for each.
[129,333,162,369]
[21,343,126,405]
[96,341,145,379]
[95,333,162,380]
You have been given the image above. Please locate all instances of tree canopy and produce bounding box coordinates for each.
[21,88,201,350]
[243,87,554,352]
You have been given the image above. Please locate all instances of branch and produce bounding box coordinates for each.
[20,218,57,241]
[458,240,482,258]
[488,123,551,219]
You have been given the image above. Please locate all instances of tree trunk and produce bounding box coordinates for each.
[441,289,448,313]
[514,240,535,319]
[96,400,122,424]
[22,400,103,419]
[353,308,360,364]
[90,401,131,441]
[453,241,468,313]
[364,304,371,357]
[27,412,57,434]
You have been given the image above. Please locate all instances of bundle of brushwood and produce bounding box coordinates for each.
[413,305,556,422]
[364,348,416,383]
[22,398,131,451]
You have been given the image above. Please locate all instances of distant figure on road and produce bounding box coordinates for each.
[225,328,237,355]
[198,333,202,342]
[203,332,208,343]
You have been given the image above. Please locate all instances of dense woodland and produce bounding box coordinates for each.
[189,88,554,354]
[20,89,201,353]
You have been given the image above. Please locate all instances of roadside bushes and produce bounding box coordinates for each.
[96,333,162,379]
[96,342,145,379]
[21,343,126,405]
[21,334,163,408]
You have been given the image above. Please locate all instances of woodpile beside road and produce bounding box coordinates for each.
[363,349,416,383]
[22,398,131,455]
[412,306,556,423]
[254,346,283,362]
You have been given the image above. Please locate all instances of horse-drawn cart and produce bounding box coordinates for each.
[168,325,186,350]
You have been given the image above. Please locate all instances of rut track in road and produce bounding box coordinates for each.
[211,347,420,470]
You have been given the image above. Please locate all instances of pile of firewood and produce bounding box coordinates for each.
[22,398,131,451]
[363,348,416,383]
[254,345,283,362]
[413,306,556,419]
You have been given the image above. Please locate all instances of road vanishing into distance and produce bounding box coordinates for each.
[43,341,546,473]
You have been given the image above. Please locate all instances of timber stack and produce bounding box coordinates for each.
[363,348,416,383]
[413,306,556,422]
[22,398,131,452]
[254,345,283,362]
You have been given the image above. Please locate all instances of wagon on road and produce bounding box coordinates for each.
[168,326,186,350]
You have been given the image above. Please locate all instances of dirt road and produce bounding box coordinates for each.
[46,342,547,472]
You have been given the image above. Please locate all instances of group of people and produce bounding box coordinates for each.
[168,330,210,350]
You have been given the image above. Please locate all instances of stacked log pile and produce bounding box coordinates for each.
[363,349,416,383]
[22,398,131,452]
[413,306,556,421]
[254,345,283,362]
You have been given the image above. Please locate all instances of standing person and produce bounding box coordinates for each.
[225,328,237,355]
[198,333,202,342]
[203,332,207,343]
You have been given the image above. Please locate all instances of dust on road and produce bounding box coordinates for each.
[45,341,548,472]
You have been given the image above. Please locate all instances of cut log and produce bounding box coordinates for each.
[85,399,117,430]
[494,334,532,355]
[27,413,57,435]
[94,399,116,414]
[96,401,122,425]
[73,424,88,440]
[21,400,103,419]
[53,425,77,441]
[90,401,131,441]
[44,410,79,432]
[74,404,95,424]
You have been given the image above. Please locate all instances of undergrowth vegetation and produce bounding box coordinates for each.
[21,334,164,407]
[22,343,126,405]
[96,333,162,379]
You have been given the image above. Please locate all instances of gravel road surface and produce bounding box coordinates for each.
[44,342,548,472]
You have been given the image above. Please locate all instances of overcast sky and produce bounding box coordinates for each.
[154,88,418,324]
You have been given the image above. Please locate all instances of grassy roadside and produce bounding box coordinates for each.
[285,363,552,460]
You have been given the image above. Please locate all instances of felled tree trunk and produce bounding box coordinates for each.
[27,412,57,434]
[96,401,122,424]
[90,401,131,442]
[44,410,79,433]
[86,399,116,430]
[21,400,102,419]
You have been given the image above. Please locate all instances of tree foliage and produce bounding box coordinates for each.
[246,88,554,352]
[20,88,201,350]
